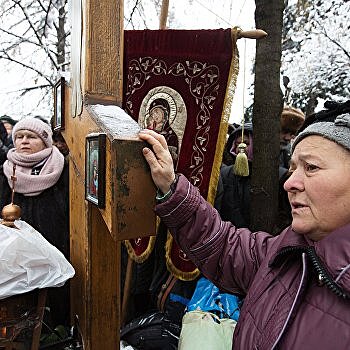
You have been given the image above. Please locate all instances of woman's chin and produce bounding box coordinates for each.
[292,222,327,241]
[291,220,310,236]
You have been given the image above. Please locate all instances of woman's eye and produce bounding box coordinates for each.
[305,163,318,172]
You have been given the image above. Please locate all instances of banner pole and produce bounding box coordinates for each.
[159,0,170,29]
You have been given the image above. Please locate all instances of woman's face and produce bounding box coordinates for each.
[284,135,350,241]
[3,122,13,136]
[15,130,46,154]
[234,134,250,154]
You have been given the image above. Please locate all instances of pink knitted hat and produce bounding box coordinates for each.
[12,118,53,148]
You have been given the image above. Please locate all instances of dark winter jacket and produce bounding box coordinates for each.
[215,123,252,228]
[214,164,251,228]
[0,163,69,258]
[215,163,291,232]
[0,122,13,166]
[279,143,291,170]
[0,162,70,326]
[156,174,350,349]
[217,122,291,232]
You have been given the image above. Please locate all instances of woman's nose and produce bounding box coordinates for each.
[283,169,304,192]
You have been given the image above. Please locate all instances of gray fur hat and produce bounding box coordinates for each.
[292,113,350,153]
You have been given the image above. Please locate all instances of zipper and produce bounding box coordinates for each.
[306,246,350,299]
[269,244,349,349]
[276,245,350,300]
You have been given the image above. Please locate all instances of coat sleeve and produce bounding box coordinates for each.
[156,174,278,295]
[213,171,223,213]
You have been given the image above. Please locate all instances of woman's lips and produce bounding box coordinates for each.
[291,201,309,214]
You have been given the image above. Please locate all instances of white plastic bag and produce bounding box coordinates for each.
[178,310,237,350]
[120,340,138,350]
[0,220,75,299]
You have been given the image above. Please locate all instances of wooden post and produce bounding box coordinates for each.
[62,1,156,349]
[82,0,123,102]
[159,0,170,29]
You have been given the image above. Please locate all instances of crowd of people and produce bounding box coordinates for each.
[215,106,305,232]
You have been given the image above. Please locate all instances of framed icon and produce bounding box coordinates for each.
[53,77,65,130]
[85,133,106,208]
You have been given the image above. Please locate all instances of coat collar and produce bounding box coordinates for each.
[269,224,350,294]
[313,224,350,293]
[269,226,308,267]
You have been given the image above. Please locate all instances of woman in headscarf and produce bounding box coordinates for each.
[0,117,70,328]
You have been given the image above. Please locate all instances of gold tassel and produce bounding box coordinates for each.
[123,217,159,263]
[233,142,249,176]
[233,38,249,178]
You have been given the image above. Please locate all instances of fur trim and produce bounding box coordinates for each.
[280,106,305,134]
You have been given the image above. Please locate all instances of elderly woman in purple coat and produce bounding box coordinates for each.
[139,100,350,349]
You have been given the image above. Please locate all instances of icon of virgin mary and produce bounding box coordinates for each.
[146,98,179,164]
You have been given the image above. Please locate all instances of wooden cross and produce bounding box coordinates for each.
[63,1,156,349]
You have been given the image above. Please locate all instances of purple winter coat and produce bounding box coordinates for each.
[156,175,350,349]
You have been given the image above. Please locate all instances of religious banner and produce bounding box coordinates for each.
[123,28,240,280]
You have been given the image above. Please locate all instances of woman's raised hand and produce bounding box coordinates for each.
[138,129,176,194]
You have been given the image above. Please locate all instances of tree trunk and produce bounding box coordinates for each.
[250,0,285,232]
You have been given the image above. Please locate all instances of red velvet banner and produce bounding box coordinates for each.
[123,29,239,280]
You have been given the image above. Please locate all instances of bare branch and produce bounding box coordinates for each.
[12,0,59,70]
[0,54,53,86]
[125,0,142,28]
[0,2,17,19]
[38,0,53,38]
[17,83,52,96]
[0,28,42,49]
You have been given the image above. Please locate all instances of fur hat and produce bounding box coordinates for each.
[12,118,53,148]
[280,106,305,134]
